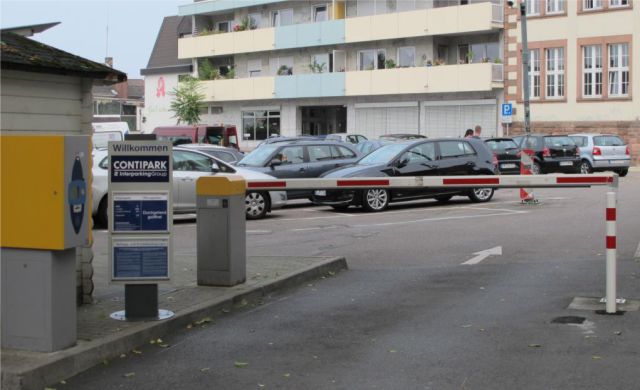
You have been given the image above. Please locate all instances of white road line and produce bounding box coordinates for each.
[460,206,529,214]
[635,241,640,260]
[351,210,528,229]
[247,230,273,234]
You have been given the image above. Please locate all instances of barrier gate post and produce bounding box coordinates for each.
[606,191,617,314]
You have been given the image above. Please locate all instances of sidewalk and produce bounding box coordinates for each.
[1,255,347,390]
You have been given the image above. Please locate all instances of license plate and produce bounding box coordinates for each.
[560,161,573,166]
[501,163,516,169]
[611,160,624,165]
[314,190,327,196]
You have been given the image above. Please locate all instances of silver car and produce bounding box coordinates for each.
[91,148,287,225]
[569,134,630,176]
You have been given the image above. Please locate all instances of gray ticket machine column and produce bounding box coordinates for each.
[196,176,246,286]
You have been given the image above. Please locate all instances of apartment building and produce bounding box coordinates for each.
[143,0,505,148]
[506,0,639,164]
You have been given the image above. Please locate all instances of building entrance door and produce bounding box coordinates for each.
[300,106,346,136]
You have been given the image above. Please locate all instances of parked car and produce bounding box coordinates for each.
[91,148,286,225]
[236,140,361,200]
[153,125,240,150]
[483,137,521,174]
[512,134,581,174]
[569,134,630,176]
[379,133,427,141]
[355,140,395,156]
[325,133,368,144]
[179,143,245,164]
[312,138,497,212]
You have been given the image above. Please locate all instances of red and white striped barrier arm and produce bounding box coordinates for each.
[246,173,617,191]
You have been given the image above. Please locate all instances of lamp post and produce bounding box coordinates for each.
[519,1,531,134]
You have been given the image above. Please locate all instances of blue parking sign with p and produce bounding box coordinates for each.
[502,103,512,117]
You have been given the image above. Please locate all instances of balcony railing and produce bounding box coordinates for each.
[198,63,502,102]
[179,2,503,59]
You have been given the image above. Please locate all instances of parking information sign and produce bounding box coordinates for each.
[501,103,513,124]
[108,141,173,282]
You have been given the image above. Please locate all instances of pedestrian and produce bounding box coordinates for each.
[464,129,474,138]
[473,125,482,138]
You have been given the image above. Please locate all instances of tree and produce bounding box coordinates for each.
[169,76,205,125]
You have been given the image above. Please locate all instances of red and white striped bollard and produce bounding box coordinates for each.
[605,191,617,314]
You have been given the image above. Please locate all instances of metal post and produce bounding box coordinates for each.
[520,2,531,134]
[605,191,617,313]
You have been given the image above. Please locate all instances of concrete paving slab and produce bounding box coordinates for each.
[1,256,347,390]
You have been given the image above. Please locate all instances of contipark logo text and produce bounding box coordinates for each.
[111,156,170,183]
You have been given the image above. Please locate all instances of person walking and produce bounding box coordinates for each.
[464,129,474,138]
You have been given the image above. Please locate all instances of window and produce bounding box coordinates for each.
[526,0,541,15]
[271,9,293,26]
[248,59,262,78]
[242,111,280,141]
[404,142,435,163]
[313,4,328,22]
[439,141,472,159]
[569,136,588,147]
[336,145,357,158]
[173,151,214,172]
[608,43,629,96]
[217,21,232,32]
[358,49,386,70]
[270,56,294,76]
[583,45,603,98]
[397,47,415,67]
[277,146,305,164]
[594,135,624,146]
[248,13,261,29]
[545,47,564,98]
[609,0,629,7]
[528,49,541,99]
[198,105,209,115]
[308,145,333,161]
[583,0,603,10]
[458,44,469,64]
[546,0,565,14]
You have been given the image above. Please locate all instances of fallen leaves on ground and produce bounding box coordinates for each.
[528,344,542,348]
[614,331,622,335]
[123,372,135,378]
[119,354,126,358]
[235,361,249,368]
[592,356,602,360]
[283,373,291,378]
[132,349,142,354]
[200,367,210,372]
[194,317,213,326]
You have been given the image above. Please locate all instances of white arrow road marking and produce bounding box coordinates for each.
[462,246,502,265]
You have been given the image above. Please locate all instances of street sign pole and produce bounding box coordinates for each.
[520,1,531,134]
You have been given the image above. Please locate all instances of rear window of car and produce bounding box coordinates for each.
[570,136,588,147]
[544,136,575,147]
[594,136,624,147]
[485,139,519,151]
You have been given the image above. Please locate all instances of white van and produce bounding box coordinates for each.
[92,122,129,148]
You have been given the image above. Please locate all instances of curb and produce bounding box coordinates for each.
[2,257,348,390]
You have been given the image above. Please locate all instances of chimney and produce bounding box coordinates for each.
[105,57,113,68]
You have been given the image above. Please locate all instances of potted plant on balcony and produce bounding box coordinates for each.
[466,51,475,64]
[308,59,326,74]
[277,65,293,76]
[385,59,396,69]
[233,16,250,32]
[434,58,445,66]
[481,57,490,63]
[493,57,502,64]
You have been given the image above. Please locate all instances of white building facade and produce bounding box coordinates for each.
[144,0,505,149]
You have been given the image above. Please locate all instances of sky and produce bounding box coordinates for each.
[1,0,189,78]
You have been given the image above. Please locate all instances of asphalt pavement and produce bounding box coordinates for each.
[63,173,640,389]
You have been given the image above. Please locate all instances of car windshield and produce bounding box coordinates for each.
[485,139,519,151]
[544,136,575,147]
[357,144,407,165]
[237,145,278,167]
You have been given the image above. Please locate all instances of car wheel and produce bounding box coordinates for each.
[245,191,269,220]
[532,162,542,175]
[331,205,350,211]
[434,194,454,203]
[96,195,109,228]
[580,160,593,174]
[468,188,494,203]
[362,188,389,212]
[617,168,628,177]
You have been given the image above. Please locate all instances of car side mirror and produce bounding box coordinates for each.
[211,162,220,173]
[269,159,282,168]
[396,157,409,168]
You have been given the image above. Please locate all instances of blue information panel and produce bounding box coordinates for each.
[113,193,168,232]
[112,238,169,280]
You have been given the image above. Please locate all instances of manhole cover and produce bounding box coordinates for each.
[551,316,586,324]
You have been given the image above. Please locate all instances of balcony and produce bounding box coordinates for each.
[199,63,502,102]
[345,2,503,44]
[178,2,503,59]
[345,63,503,96]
